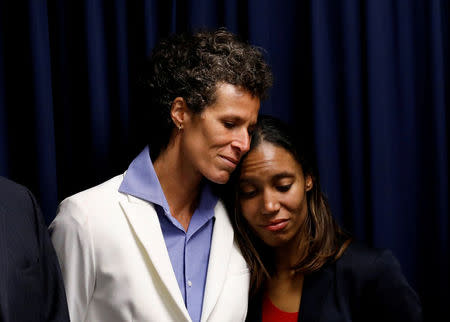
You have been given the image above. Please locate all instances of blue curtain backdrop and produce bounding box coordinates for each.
[0,0,448,319]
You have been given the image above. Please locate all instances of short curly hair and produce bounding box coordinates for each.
[143,28,273,159]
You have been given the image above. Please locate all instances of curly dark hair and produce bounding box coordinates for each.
[143,28,273,159]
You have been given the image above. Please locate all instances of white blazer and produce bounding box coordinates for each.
[49,174,250,322]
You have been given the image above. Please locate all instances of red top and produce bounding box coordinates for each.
[262,294,299,322]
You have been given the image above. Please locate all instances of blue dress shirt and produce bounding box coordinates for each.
[118,146,217,322]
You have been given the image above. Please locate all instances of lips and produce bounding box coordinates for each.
[263,219,289,232]
[220,155,239,167]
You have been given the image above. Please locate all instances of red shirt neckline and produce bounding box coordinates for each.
[262,294,299,322]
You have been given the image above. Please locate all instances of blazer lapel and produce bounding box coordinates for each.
[119,196,191,321]
[298,264,334,322]
[201,202,234,321]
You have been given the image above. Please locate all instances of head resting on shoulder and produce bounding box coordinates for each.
[225,114,350,295]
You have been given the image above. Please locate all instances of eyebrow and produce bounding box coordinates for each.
[272,172,296,180]
[222,115,257,125]
[222,115,242,120]
[240,171,295,183]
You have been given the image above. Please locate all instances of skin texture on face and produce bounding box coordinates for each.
[180,83,260,184]
[238,142,312,250]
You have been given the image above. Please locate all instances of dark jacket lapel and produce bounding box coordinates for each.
[298,264,334,322]
[245,263,335,322]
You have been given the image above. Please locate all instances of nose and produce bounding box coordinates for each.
[262,189,280,215]
[231,128,251,154]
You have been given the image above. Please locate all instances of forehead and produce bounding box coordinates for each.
[203,83,260,123]
[240,142,302,180]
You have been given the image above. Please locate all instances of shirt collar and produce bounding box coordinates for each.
[119,146,219,218]
[119,146,171,213]
[196,182,218,222]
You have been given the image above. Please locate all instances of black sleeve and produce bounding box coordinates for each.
[364,249,423,322]
[28,190,70,322]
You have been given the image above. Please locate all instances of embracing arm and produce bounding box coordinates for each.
[49,198,96,322]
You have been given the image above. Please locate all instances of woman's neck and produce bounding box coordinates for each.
[265,237,306,312]
[273,235,305,273]
[273,251,300,281]
[266,268,304,313]
[153,143,202,231]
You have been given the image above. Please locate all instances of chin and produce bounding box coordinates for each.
[261,235,291,248]
[206,170,231,184]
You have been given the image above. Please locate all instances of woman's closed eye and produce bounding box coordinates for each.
[223,121,236,129]
[239,185,257,198]
[276,184,292,192]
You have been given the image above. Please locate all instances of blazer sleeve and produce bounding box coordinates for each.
[363,249,423,322]
[49,198,96,322]
[29,190,71,322]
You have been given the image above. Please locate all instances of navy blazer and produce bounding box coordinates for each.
[0,177,70,322]
[246,242,422,322]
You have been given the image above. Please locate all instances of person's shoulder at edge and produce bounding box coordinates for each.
[337,240,410,278]
[0,176,33,209]
[59,173,125,205]
[0,176,42,232]
[0,176,71,322]
[52,174,125,220]
[335,240,423,322]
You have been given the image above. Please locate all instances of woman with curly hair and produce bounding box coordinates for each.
[226,115,422,322]
[50,28,272,322]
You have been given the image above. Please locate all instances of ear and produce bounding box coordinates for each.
[170,97,189,129]
[305,175,313,192]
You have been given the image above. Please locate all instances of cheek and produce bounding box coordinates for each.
[240,200,259,226]
[197,129,227,153]
[203,123,235,148]
[283,188,306,211]
[202,120,222,139]
[184,127,214,157]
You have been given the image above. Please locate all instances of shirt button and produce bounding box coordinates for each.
[187,280,192,287]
